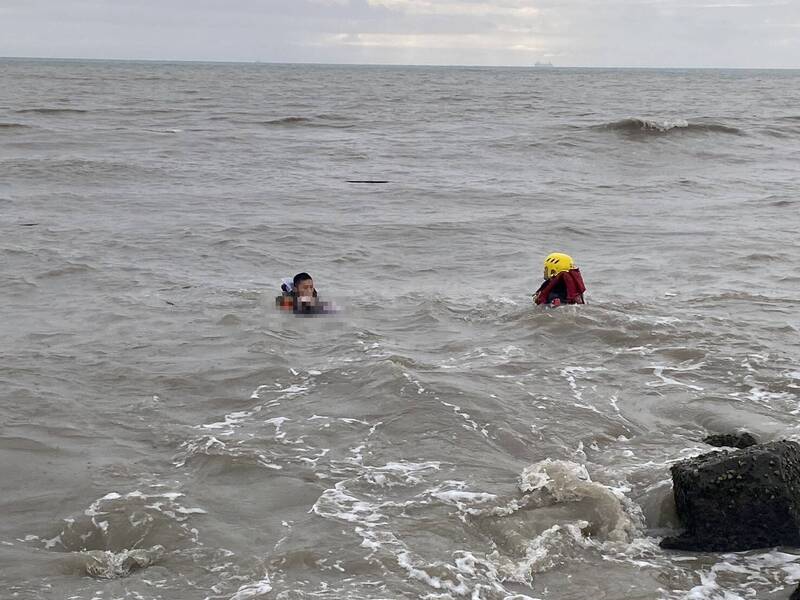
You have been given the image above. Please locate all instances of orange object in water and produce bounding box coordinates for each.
[276,295,294,310]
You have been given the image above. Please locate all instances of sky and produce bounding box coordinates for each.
[1,0,798,68]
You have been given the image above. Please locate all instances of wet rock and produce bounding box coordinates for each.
[661,441,800,551]
[703,431,758,449]
[791,583,800,600]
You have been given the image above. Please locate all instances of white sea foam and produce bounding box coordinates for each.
[647,364,704,391]
[666,549,800,600]
[397,550,471,595]
[82,545,165,579]
[519,459,641,543]
[312,482,387,526]
[229,573,272,599]
[439,400,489,438]
[361,460,441,487]
[200,410,253,432]
[250,382,309,400]
[559,366,606,412]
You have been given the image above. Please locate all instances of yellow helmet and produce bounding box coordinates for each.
[543,252,574,279]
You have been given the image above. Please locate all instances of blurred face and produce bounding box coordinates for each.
[296,278,314,299]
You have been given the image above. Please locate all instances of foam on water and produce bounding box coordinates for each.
[80,545,165,579]
[229,573,273,600]
[665,550,800,600]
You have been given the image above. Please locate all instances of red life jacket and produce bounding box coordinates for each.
[275,289,319,312]
[534,268,586,305]
[275,294,295,310]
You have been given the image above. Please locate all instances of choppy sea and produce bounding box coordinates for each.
[1,59,799,599]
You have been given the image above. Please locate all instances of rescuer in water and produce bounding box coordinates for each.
[533,253,587,306]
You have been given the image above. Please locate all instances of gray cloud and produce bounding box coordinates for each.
[0,0,797,66]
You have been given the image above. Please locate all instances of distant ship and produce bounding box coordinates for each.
[534,61,554,68]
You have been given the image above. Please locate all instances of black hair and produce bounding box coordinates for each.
[293,272,313,288]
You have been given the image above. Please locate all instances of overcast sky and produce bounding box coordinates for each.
[1,0,798,67]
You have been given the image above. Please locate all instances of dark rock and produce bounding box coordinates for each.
[661,441,800,551]
[792,583,800,600]
[703,431,759,449]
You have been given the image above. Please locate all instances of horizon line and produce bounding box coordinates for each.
[1,55,799,71]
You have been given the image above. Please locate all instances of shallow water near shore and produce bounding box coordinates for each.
[1,59,799,599]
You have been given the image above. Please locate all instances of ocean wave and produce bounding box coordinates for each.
[205,113,355,128]
[265,116,311,125]
[35,262,97,279]
[0,122,33,130]
[230,574,273,600]
[753,194,798,207]
[690,291,800,305]
[27,488,204,576]
[69,545,164,579]
[306,457,645,595]
[597,117,741,135]
[261,114,355,128]
[740,251,791,263]
[759,127,799,139]
[15,108,88,115]
[316,113,351,121]
[671,550,800,600]
[175,434,284,471]
[2,157,156,180]
[144,127,183,134]
[464,459,640,548]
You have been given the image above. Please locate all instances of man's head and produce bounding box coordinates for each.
[293,272,315,299]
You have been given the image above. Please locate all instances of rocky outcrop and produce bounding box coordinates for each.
[661,441,800,551]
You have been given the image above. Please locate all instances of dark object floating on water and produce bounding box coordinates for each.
[20,223,39,226]
[703,431,758,449]
[346,180,388,184]
[165,301,175,306]
[661,440,800,551]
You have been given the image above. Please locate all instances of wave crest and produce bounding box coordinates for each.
[265,116,311,125]
[598,117,741,135]
[0,122,32,129]
[78,545,164,579]
[262,114,355,128]
[16,108,88,115]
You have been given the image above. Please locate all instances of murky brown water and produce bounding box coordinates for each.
[2,60,799,599]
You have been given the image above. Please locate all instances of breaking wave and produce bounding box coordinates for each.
[25,489,206,579]
[597,117,742,135]
[65,546,165,579]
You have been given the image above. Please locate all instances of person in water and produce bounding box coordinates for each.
[533,252,587,306]
[276,272,327,315]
